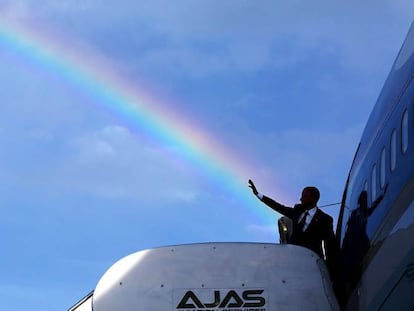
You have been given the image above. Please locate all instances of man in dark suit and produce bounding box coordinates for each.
[248,179,338,275]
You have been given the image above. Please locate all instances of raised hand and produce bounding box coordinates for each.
[248,179,258,196]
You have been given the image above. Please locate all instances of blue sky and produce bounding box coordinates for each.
[1,1,414,310]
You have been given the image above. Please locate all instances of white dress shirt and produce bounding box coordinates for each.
[298,207,317,231]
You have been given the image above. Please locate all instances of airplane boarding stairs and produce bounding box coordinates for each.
[69,242,339,311]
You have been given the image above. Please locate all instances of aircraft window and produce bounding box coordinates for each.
[371,164,377,202]
[402,109,408,153]
[380,147,386,188]
[390,129,397,171]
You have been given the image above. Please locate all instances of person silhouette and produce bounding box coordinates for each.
[248,179,338,275]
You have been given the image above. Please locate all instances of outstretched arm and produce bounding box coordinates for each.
[248,179,294,218]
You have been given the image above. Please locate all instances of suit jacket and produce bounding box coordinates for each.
[261,195,338,271]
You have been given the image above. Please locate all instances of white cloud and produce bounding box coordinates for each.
[58,125,203,203]
[166,190,199,203]
[71,137,114,158]
[0,121,203,205]
[69,125,131,159]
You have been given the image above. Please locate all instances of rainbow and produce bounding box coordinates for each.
[0,18,276,224]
